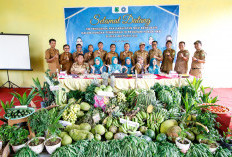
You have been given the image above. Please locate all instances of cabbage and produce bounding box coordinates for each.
[94,87,102,93]
[104,86,113,92]
[100,85,106,89]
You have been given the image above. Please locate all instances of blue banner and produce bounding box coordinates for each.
[64,5,179,56]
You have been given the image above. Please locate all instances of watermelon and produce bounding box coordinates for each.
[156,133,167,142]
[141,135,152,142]
[145,129,155,139]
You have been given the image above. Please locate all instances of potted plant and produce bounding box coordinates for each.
[219,129,232,151]
[44,104,71,154]
[10,87,38,106]
[175,127,191,154]
[199,139,219,153]
[32,77,56,108]
[8,126,29,152]
[27,134,45,154]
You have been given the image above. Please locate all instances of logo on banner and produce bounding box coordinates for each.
[112,6,128,13]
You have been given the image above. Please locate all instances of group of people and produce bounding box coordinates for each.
[45,38,206,77]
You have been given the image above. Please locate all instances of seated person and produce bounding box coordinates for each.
[70,54,89,75]
[132,56,149,74]
[107,56,125,74]
[90,57,106,74]
[148,58,161,74]
[123,57,134,74]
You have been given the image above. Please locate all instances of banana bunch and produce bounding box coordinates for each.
[62,103,80,123]
[119,116,139,135]
[117,92,126,103]
[103,116,120,128]
[147,109,167,133]
[135,111,148,126]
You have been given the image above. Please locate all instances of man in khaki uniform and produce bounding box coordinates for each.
[161,40,176,74]
[45,39,60,75]
[105,44,119,65]
[119,43,134,65]
[174,41,190,74]
[93,42,107,64]
[148,41,163,66]
[73,44,84,61]
[60,44,73,74]
[133,42,149,65]
[84,44,94,66]
[189,40,206,77]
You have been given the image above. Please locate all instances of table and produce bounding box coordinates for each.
[59,75,193,92]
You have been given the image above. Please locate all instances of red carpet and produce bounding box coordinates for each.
[0,88,231,129]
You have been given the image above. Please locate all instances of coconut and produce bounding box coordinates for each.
[167,126,181,142]
[160,119,178,134]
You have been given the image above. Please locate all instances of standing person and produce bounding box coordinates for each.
[161,40,176,74]
[189,40,206,77]
[60,44,73,74]
[73,44,84,61]
[45,39,60,75]
[84,44,94,66]
[148,58,160,74]
[71,54,89,75]
[105,44,119,65]
[133,42,149,66]
[174,41,190,74]
[94,42,107,64]
[132,56,149,74]
[90,57,106,74]
[119,43,134,65]
[148,41,163,66]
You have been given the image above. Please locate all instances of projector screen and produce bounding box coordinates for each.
[0,34,31,70]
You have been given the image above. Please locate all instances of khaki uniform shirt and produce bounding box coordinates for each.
[84,52,94,66]
[60,52,73,74]
[71,62,89,74]
[133,50,149,65]
[174,50,189,74]
[189,49,206,77]
[161,49,175,74]
[45,48,60,75]
[119,51,134,65]
[73,51,84,61]
[148,48,162,66]
[93,49,107,64]
[105,51,119,65]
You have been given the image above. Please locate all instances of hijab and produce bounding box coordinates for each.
[149,58,157,69]
[93,57,103,69]
[125,57,132,68]
[111,56,118,66]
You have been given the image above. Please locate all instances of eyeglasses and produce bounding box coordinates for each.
[64,48,70,49]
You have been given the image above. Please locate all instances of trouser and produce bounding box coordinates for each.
[189,68,203,78]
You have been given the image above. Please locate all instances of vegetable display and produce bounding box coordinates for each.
[1,76,232,156]
[5,108,34,119]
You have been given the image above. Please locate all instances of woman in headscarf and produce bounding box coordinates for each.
[70,54,89,74]
[123,57,134,74]
[148,58,161,74]
[107,56,125,74]
[90,57,106,74]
